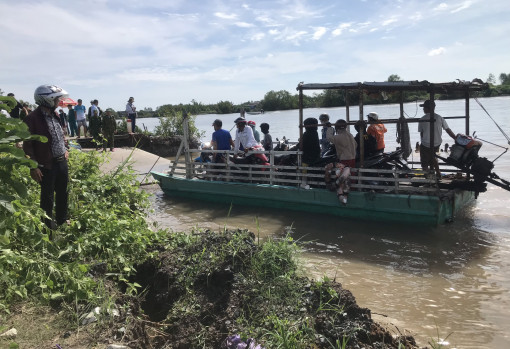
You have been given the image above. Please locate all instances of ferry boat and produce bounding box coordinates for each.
[152,80,508,225]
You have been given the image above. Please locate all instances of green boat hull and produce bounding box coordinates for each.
[151,172,475,225]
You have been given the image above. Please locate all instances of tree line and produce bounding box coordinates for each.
[136,72,510,117]
[2,71,509,118]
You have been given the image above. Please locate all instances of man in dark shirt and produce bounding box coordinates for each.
[299,117,320,189]
[23,85,70,229]
[7,93,28,119]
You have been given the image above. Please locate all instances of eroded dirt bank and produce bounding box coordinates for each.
[126,229,420,348]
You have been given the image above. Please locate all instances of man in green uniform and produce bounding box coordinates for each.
[102,108,117,151]
[67,104,78,137]
[89,109,102,149]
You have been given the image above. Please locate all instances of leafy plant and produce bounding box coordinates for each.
[0,148,168,313]
[0,114,46,214]
[153,109,203,140]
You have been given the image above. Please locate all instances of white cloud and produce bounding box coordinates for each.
[382,17,398,26]
[2,0,509,109]
[251,33,265,41]
[312,27,327,40]
[332,23,352,36]
[235,22,254,28]
[434,3,449,11]
[451,1,473,13]
[214,12,237,20]
[428,47,446,56]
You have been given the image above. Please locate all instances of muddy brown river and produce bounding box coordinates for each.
[144,96,510,348]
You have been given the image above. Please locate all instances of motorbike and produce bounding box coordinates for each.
[193,142,213,177]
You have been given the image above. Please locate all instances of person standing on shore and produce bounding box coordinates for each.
[102,108,117,152]
[126,97,137,133]
[74,99,87,138]
[7,93,28,119]
[23,84,70,229]
[67,104,78,137]
[418,100,456,178]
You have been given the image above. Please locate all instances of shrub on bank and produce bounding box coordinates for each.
[0,148,168,313]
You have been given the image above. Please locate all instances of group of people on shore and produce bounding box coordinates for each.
[58,99,117,152]
[4,84,139,230]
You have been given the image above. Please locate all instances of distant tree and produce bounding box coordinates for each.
[261,90,298,111]
[216,101,234,114]
[499,73,510,85]
[320,89,345,108]
[487,73,496,85]
[387,74,402,82]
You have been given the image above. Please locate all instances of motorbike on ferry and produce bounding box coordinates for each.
[193,142,213,178]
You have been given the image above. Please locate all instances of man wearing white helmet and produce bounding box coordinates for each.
[23,84,70,229]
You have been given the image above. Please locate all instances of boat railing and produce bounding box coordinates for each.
[167,148,443,195]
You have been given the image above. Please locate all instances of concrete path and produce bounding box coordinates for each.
[82,147,170,182]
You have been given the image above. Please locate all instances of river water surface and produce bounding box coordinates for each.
[145,96,510,348]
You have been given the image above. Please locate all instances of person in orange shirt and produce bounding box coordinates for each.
[366,112,387,155]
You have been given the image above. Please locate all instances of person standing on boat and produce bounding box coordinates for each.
[327,119,357,168]
[366,112,387,155]
[126,97,137,133]
[260,123,273,151]
[299,117,321,189]
[211,119,233,163]
[319,113,335,156]
[418,100,456,178]
[247,120,260,143]
[354,120,377,160]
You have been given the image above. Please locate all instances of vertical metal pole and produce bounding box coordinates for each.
[298,86,304,167]
[298,87,304,148]
[345,89,350,124]
[465,89,471,180]
[359,87,364,167]
[269,149,274,185]
[465,89,470,135]
[429,90,435,166]
[182,111,192,179]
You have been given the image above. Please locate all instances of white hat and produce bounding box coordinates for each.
[367,112,379,120]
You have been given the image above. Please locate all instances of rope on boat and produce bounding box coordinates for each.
[474,97,510,144]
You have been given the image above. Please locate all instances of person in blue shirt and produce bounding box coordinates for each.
[211,119,233,163]
[74,99,88,138]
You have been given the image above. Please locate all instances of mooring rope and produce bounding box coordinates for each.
[474,97,510,144]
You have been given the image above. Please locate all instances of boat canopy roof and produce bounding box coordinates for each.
[297,79,488,93]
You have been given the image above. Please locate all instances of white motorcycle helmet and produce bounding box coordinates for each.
[34,84,68,109]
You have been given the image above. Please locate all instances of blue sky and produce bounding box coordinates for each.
[1,0,509,110]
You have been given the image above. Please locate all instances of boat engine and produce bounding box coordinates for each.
[447,134,482,168]
[442,134,510,195]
